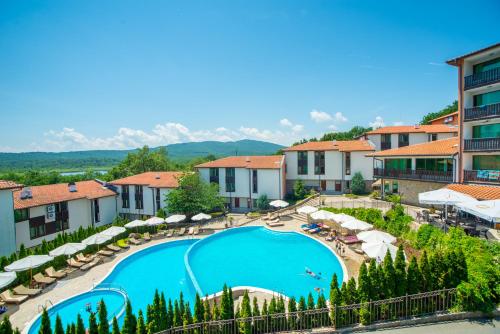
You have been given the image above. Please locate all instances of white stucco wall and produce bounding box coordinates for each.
[0,189,16,256]
[116,184,157,217]
[94,196,117,227]
[347,152,374,181]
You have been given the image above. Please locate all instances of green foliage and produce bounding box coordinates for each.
[54,316,64,334]
[350,172,366,195]
[239,291,252,334]
[394,245,407,296]
[420,100,458,125]
[166,173,224,215]
[121,300,137,334]
[39,308,52,334]
[0,317,16,334]
[293,180,308,200]
[111,318,120,334]
[88,313,98,334]
[76,315,85,334]
[98,299,109,334]
[256,194,269,211]
[293,126,372,145]
[108,146,170,179]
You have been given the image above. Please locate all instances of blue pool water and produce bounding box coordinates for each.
[27,227,344,334]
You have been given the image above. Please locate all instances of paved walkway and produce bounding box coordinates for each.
[364,318,499,333]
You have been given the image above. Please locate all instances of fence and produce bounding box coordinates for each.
[159,288,458,334]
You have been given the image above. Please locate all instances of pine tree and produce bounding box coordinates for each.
[339,283,348,305]
[239,291,252,334]
[136,311,146,334]
[178,292,185,319]
[228,287,235,319]
[368,259,380,300]
[39,308,52,334]
[167,299,174,328]
[182,303,193,325]
[159,293,168,330]
[394,245,407,296]
[383,251,396,298]
[203,298,212,322]
[252,297,260,317]
[54,315,65,334]
[76,314,85,334]
[98,299,110,334]
[306,293,315,310]
[121,300,137,334]
[70,323,76,334]
[346,278,358,304]
[357,263,371,302]
[406,256,422,295]
[419,250,432,292]
[88,313,99,334]
[111,318,120,334]
[173,300,181,327]
[65,324,71,334]
[193,293,204,323]
[1,316,15,334]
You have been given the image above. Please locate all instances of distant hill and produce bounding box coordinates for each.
[0,140,284,172]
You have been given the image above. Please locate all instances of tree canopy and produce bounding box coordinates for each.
[291,126,372,146]
[107,146,171,179]
[420,100,458,125]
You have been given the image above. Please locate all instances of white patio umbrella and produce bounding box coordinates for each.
[310,210,337,221]
[146,217,165,226]
[82,233,112,251]
[99,226,127,238]
[455,199,500,223]
[191,213,211,221]
[49,243,86,257]
[165,214,186,224]
[361,242,398,263]
[0,272,17,289]
[357,230,396,244]
[5,255,54,282]
[297,205,318,214]
[419,188,477,219]
[124,219,148,229]
[341,219,373,231]
[333,213,356,224]
[269,200,289,208]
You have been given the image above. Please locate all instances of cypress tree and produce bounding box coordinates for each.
[39,308,52,334]
[70,323,76,334]
[428,252,442,290]
[357,263,371,302]
[136,311,146,334]
[252,296,260,317]
[368,259,380,300]
[212,300,220,321]
[346,278,358,304]
[159,293,168,330]
[111,318,120,334]
[268,296,277,314]
[146,305,154,331]
[65,324,71,334]
[193,293,204,323]
[178,292,185,319]
[76,314,85,334]
[339,283,348,305]
[239,291,252,334]
[394,245,407,296]
[173,300,181,327]
[1,316,14,334]
[228,287,235,319]
[419,250,431,292]
[88,313,99,334]
[406,256,422,295]
[278,296,286,313]
[167,299,174,328]
[383,251,396,298]
[262,299,269,316]
[98,299,110,334]
[203,298,212,322]
[54,315,65,334]
[182,303,193,325]
[306,293,315,310]
[121,300,137,334]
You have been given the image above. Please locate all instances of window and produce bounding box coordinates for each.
[473,155,500,170]
[225,168,235,192]
[345,152,351,175]
[398,133,409,147]
[121,185,130,209]
[209,168,219,184]
[385,159,411,171]
[252,170,258,193]
[381,134,391,150]
[55,202,69,230]
[314,151,325,175]
[473,90,500,107]
[345,180,350,189]
[416,158,453,172]
[334,181,342,192]
[94,199,100,223]
[473,57,500,74]
[14,208,29,223]
[298,151,308,175]
[429,133,438,141]
[29,216,45,240]
[135,185,144,210]
[472,123,500,139]
[156,188,161,211]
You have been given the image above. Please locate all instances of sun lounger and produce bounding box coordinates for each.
[76,253,93,263]
[261,213,271,221]
[338,235,361,245]
[309,227,321,234]
[193,226,200,235]
[97,250,114,257]
[166,230,173,238]
[0,290,28,304]
[143,232,151,241]
[129,237,142,245]
[178,227,186,236]
[81,257,101,271]
[117,241,130,249]
[13,285,41,296]
[188,227,194,235]
[34,273,56,286]
[45,266,66,279]
[267,220,284,227]
[106,244,121,252]
[67,258,84,268]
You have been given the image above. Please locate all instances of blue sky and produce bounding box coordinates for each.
[0,0,499,152]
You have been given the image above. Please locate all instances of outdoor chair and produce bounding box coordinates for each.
[0,290,28,304]
[143,232,152,241]
[81,256,102,271]
[76,253,93,263]
[106,244,121,252]
[67,258,84,268]
[13,285,41,296]
[178,227,186,236]
[128,237,142,245]
[97,249,114,257]
[45,266,66,279]
[33,273,56,286]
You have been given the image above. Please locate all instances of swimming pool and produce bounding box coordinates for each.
[26,227,345,333]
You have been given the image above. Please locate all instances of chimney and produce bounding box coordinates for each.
[155,174,161,179]
[20,187,32,200]
[245,156,250,162]
[68,182,77,192]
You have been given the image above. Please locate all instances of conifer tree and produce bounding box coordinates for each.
[268,296,277,314]
[136,311,146,334]
[146,305,155,331]
[39,308,52,334]
[65,324,71,334]
[394,245,407,296]
[70,323,76,334]
[121,300,137,334]
[159,293,168,330]
[212,299,220,321]
[287,296,297,330]
[178,292,185,319]
[167,299,174,328]
[98,299,110,334]
[88,313,99,334]
[383,251,396,298]
[252,297,260,317]
[228,287,235,319]
[194,293,204,323]
[1,316,15,334]
[111,318,120,334]
[182,303,193,326]
[357,263,371,302]
[54,315,65,334]
[339,283,348,305]
[277,296,286,313]
[76,314,85,334]
[367,259,380,300]
[239,291,252,334]
[406,256,422,295]
[203,298,212,322]
[173,300,181,327]
[220,285,231,320]
[306,293,315,310]
[262,299,269,316]
[419,250,431,292]
[428,252,442,290]
[346,278,358,304]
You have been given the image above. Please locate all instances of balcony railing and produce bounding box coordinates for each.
[374,168,453,183]
[464,68,500,90]
[463,138,500,151]
[464,103,500,121]
[464,169,500,184]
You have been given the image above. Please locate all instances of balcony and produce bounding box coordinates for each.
[464,68,500,90]
[373,168,453,183]
[464,103,500,121]
[464,170,500,184]
[463,138,500,152]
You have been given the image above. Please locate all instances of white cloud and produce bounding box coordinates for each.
[310,109,332,123]
[369,116,385,129]
[328,124,338,131]
[279,118,293,127]
[279,118,304,133]
[393,121,405,126]
[334,112,348,122]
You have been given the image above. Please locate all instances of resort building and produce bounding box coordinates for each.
[12,180,117,249]
[361,124,457,151]
[196,156,285,211]
[447,43,500,186]
[368,137,459,205]
[283,140,375,194]
[111,171,184,219]
[0,180,23,256]
[428,111,459,126]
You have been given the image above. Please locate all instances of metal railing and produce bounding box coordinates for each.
[464,67,500,90]
[374,168,453,183]
[463,138,500,151]
[464,102,500,121]
[158,288,458,334]
[463,169,500,184]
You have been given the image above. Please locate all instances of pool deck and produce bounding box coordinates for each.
[8,215,363,333]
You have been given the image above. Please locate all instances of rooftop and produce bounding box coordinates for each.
[365,124,458,135]
[111,171,184,188]
[13,180,117,210]
[446,43,500,66]
[446,183,500,201]
[0,180,23,190]
[368,137,459,157]
[195,155,284,169]
[428,111,458,123]
[283,140,375,152]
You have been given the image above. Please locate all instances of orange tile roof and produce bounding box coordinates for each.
[195,155,284,169]
[13,180,117,209]
[284,140,374,152]
[446,184,500,200]
[366,124,458,135]
[447,43,500,66]
[368,138,459,157]
[111,172,184,188]
[0,180,23,190]
[428,111,458,123]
